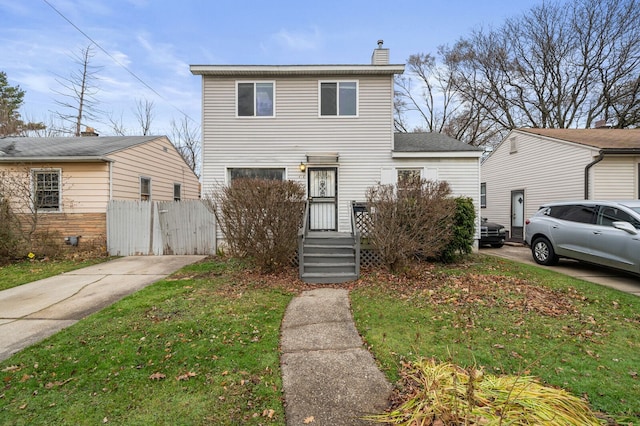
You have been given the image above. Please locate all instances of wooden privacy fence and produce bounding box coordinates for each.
[107,200,216,256]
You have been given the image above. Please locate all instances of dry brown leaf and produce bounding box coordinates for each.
[262,409,275,418]
[149,372,166,380]
[2,365,20,372]
[176,371,197,381]
[303,416,315,423]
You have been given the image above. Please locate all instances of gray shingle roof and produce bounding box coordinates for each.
[0,136,163,160]
[394,132,482,152]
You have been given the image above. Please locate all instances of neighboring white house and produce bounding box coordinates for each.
[190,42,483,281]
[481,128,640,241]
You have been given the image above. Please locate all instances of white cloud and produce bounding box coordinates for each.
[270,27,323,51]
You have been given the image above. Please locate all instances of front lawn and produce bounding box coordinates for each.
[351,255,640,423]
[1,255,639,424]
[0,257,111,291]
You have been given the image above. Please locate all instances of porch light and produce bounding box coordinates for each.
[299,162,306,172]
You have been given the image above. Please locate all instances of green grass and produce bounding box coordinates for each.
[0,257,111,291]
[1,254,639,424]
[351,254,640,422]
[0,258,295,425]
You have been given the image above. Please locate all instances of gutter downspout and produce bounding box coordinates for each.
[584,151,604,200]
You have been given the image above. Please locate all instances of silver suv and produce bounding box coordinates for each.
[525,200,640,274]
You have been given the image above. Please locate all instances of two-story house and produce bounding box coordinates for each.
[191,42,483,282]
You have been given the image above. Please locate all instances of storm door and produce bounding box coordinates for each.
[511,189,525,240]
[308,167,337,231]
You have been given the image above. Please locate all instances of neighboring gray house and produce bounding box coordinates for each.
[190,42,482,282]
[481,128,640,241]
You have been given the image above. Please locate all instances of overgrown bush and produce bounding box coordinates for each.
[207,178,306,272]
[0,198,22,264]
[439,196,476,263]
[366,179,456,272]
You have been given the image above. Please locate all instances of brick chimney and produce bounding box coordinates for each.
[81,126,99,137]
[371,40,389,65]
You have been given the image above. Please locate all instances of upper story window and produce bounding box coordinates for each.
[237,82,274,117]
[32,169,61,212]
[320,81,357,116]
[481,183,487,208]
[140,177,151,201]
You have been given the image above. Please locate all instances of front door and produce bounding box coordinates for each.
[511,190,525,240]
[308,167,337,231]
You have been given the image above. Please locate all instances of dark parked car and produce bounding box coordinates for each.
[525,200,640,274]
[480,218,506,248]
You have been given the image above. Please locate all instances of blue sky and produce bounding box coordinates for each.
[1,0,535,136]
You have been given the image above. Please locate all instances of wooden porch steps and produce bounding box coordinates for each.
[299,232,358,284]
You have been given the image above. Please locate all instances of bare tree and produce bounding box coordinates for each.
[106,111,127,136]
[442,0,640,130]
[170,115,201,178]
[396,0,640,146]
[52,44,103,136]
[134,98,154,135]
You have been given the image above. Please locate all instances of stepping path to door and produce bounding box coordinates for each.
[280,288,392,425]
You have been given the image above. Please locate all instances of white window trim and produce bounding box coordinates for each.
[226,167,286,184]
[140,176,152,201]
[31,168,62,213]
[235,80,276,118]
[318,80,359,118]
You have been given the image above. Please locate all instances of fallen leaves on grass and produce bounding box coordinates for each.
[358,266,580,318]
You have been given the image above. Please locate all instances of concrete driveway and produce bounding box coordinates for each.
[0,255,205,362]
[482,244,640,296]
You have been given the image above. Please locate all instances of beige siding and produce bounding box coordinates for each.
[110,136,200,201]
[592,156,640,199]
[0,161,110,214]
[481,130,598,235]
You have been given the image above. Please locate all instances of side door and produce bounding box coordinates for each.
[308,167,337,231]
[591,206,640,273]
[510,190,525,240]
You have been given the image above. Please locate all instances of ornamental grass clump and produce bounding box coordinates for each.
[367,358,602,425]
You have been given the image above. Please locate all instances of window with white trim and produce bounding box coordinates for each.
[140,177,151,201]
[481,183,487,208]
[32,169,61,212]
[320,81,357,116]
[237,82,274,117]
[397,168,421,189]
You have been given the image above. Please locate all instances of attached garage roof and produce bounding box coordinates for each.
[0,136,164,162]
[394,132,483,153]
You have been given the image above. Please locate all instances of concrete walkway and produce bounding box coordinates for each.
[280,288,392,425]
[0,255,205,361]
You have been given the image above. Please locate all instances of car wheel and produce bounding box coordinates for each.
[491,243,504,248]
[531,237,559,266]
